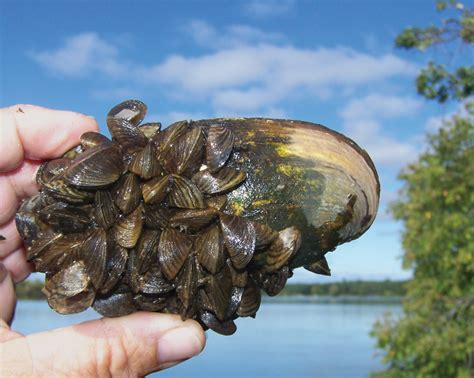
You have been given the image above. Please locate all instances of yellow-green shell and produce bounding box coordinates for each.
[191,118,380,268]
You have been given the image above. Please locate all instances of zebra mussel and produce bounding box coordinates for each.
[15,100,380,335]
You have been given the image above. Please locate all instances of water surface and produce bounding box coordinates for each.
[13,300,400,377]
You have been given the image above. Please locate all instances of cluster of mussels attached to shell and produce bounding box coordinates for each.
[15,100,380,335]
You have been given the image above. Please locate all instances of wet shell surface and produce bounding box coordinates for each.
[14,100,380,335]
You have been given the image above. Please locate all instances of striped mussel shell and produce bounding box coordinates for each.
[15,99,380,335]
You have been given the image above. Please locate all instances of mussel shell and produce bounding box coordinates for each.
[135,229,160,274]
[128,142,162,180]
[34,233,83,273]
[44,260,90,296]
[127,249,171,295]
[154,120,189,156]
[176,255,200,319]
[304,256,331,276]
[162,127,204,176]
[114,205,143,248]
[134,294,167,312]
[168,175,205,209]
[200,311,236,336]
[20,101,381,333]
[206,195,228,211]
[16,194,47,246]
[190,118,380,269]
[142,175,170,205]
[264,226,301,273]
[93,289,136,317]
[107,99,147,126]
[253,222,279,250]
[139,122,161,139]
[44,288,95,315]
[126,248,142,293]
[204,262,233,321]
[140,268,174,295]
[63,144,123,188]
[113,173,141,214]
[143,204,170,229]
[237,278,261,317]
[37,160,94,203]
[100,241,128,294]
[226,286,244,318]
[195,225,225,274]
[227,260,248,288]
[206,125,235,173]
[253,265,290,297]
[107,117,148,154]
[94,191,119,229]
[169,208,218,233]
[81,229,108,289]
[26,233,63,262]
[80,132,112,149]
[158,228,192,280]
[38,202,90,233]
[62,145,84,160]
[38,158,69,182]
[192,167,246,195]
[219,213,256,270]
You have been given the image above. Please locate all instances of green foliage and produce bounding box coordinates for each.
[373,3,474,375]
[372,105,474,377]
[16,279,45,300]
[16,279,406,300]
[395,1,474,103]
[415,63,474,103]
[279,280,407,297]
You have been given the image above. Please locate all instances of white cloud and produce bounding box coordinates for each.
[31,28,417,116]
[143,45,415,93]
[425,99,473,133]
[91,87,141,101]
[139,45,416,114]
[186,20,283,49]
[340,94,422,167]
[31,32,126,76]
[213,104,288,119]
[425,115,445,133]
[146,111,210,127]
[340,93,421,121]
[245,0,296,17]
[148,107,287,126]
[212,87,281,112]
[351,120,418,167]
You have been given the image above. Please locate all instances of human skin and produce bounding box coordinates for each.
[0,104,206,376]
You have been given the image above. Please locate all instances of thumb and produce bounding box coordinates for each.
[0,312,206,377]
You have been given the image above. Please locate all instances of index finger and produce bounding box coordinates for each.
[0,104,99,172]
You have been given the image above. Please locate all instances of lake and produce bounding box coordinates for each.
[12,299,401,377]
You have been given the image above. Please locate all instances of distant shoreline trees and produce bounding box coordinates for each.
[17,279,407,300]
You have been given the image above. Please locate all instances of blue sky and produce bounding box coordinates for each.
[1,0,464,282]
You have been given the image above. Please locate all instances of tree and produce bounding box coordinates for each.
[372,2,474,377]
[372,107,474,377]
[395,1,474,103]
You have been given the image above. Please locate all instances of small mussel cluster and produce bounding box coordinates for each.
[16,100,380,335]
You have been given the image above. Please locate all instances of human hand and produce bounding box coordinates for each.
[0,105,205,376]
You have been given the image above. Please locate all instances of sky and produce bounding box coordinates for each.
[0,0,466,283]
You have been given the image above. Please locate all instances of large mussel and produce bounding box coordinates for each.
[15,100,380,335]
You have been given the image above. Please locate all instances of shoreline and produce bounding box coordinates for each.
[18,294,403,305]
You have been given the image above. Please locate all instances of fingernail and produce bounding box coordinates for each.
[0,262,8,283]
[157,326,204,366]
